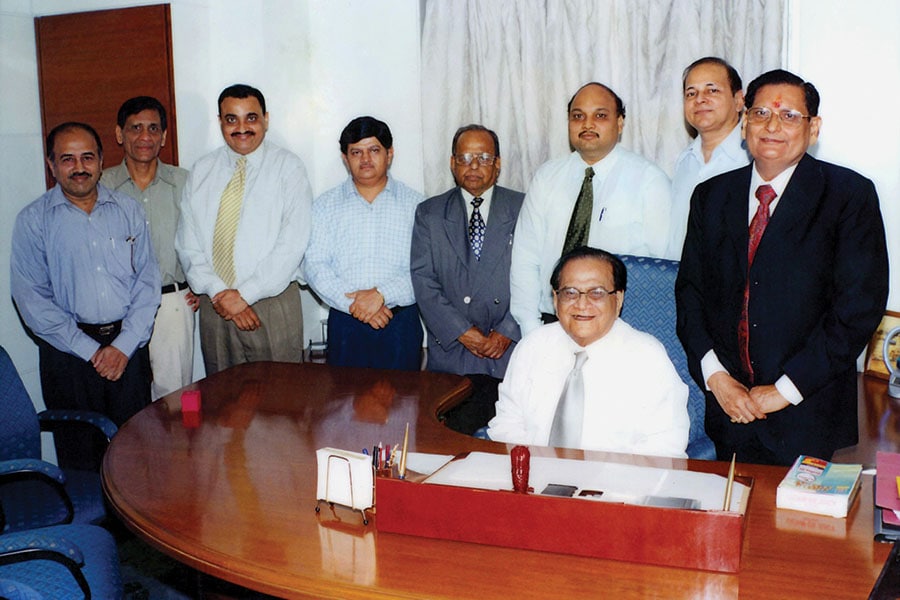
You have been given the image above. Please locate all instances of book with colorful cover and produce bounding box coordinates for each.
[776,455,862,518]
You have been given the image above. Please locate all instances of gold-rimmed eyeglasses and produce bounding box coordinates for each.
[746,107,812,127]
[554,287,618,304]
[453,152,496,167]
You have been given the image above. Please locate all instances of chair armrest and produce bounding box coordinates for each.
[38,410,118,441]
[0,529,89,598]
[472,426,491,441]
[0,459,74,527]
[0,459,65,485]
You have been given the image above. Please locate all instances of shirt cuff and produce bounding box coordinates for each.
[700,350,727,390]
[775,375,803,405]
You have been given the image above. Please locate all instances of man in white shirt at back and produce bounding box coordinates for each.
[510,82,673,336]
[669,57,750,258]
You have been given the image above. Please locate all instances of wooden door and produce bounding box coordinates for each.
[35,4,178,187]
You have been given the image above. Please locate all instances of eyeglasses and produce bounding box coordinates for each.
[554,287,618,304]
[746,107,812,127]
[453,152,496,167]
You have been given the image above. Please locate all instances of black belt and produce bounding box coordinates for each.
[162,281,189,294]
[77,320,122,343]
[392,304,415,315]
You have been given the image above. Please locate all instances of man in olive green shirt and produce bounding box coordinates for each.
[101,96,197,399]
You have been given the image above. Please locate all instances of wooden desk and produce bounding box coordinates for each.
[103,362,890,599]
[834,375,900,466]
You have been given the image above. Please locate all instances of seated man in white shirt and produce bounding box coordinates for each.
[487,247,689,458]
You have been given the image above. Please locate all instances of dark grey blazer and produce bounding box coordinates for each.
[411,185,524,377]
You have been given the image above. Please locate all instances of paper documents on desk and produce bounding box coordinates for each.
[422,452,749,512]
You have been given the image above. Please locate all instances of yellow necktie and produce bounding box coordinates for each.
[212,156,247,287]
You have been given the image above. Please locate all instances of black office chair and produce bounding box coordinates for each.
[0,346,117,532]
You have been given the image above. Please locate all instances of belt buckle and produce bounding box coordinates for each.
[98,324,116,336]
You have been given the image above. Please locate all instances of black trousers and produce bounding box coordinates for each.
[38,336,151,471]
[441,374,501,436]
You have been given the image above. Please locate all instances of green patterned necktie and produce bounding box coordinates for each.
[562,166,594,256]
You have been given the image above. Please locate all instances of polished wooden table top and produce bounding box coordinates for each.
[103,362,893,599]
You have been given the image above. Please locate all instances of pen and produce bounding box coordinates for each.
[598,207,606,223]
[722,453,736,511]
[399,423,409,479]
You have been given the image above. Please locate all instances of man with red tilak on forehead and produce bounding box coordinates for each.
[676,69,888,465]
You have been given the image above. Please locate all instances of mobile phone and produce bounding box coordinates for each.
[540,483,578,497]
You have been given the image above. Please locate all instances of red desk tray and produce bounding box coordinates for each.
[375,472,752,573]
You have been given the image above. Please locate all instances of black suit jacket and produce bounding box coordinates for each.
[675,154,888,463]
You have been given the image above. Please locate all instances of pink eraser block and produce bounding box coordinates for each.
[181,390,201,412]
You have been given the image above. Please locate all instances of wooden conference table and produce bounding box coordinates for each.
[103,362,893,599]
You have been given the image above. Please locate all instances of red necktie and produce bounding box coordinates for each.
[739,184,777,381]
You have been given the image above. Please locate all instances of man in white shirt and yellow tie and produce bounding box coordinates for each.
[176,84,313,374]
[487,246,689,458]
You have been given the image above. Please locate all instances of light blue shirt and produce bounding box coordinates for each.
[302,176,423,313]
[668,124,750,258]
[510,146,672,335]
[10,184,161,360]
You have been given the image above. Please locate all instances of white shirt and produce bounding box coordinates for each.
[176,141,313,306]
[669,124,750,258]
[487,319,689,458]
[510,147,672,335]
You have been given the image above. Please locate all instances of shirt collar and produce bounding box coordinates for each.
[49,182,116,209]
[677,123,745,168]
[575,144,621,179]
[108,158,178,189]
[460,185,494,204]
[225,140,267,169]
[343,174,397,203]
[750,161,799,198]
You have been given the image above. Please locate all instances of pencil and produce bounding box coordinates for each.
[723,453,736,511]
[398,422,409,479]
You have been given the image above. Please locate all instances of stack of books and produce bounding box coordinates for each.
[776,455,862,518]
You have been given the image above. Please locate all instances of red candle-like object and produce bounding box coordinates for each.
[511,445,530,494]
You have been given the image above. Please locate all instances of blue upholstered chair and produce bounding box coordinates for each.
[0,524,123,599]
[619,255,716,460]
[0,346,117,533]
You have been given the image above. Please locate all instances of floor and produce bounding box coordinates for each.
[114,521,278,600]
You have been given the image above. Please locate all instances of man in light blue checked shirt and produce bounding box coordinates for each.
[303,116,424,370]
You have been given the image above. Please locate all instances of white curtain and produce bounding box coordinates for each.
[421,0,784,196]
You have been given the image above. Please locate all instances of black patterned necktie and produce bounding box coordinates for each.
[562,167,594,256]
[469,197,486,260]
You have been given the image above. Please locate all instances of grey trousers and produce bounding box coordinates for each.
[199,281,304,375]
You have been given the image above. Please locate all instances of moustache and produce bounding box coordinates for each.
[69,172,91,179]
[231,131,255,137]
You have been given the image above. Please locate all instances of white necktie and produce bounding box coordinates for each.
[548,351,588,448]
